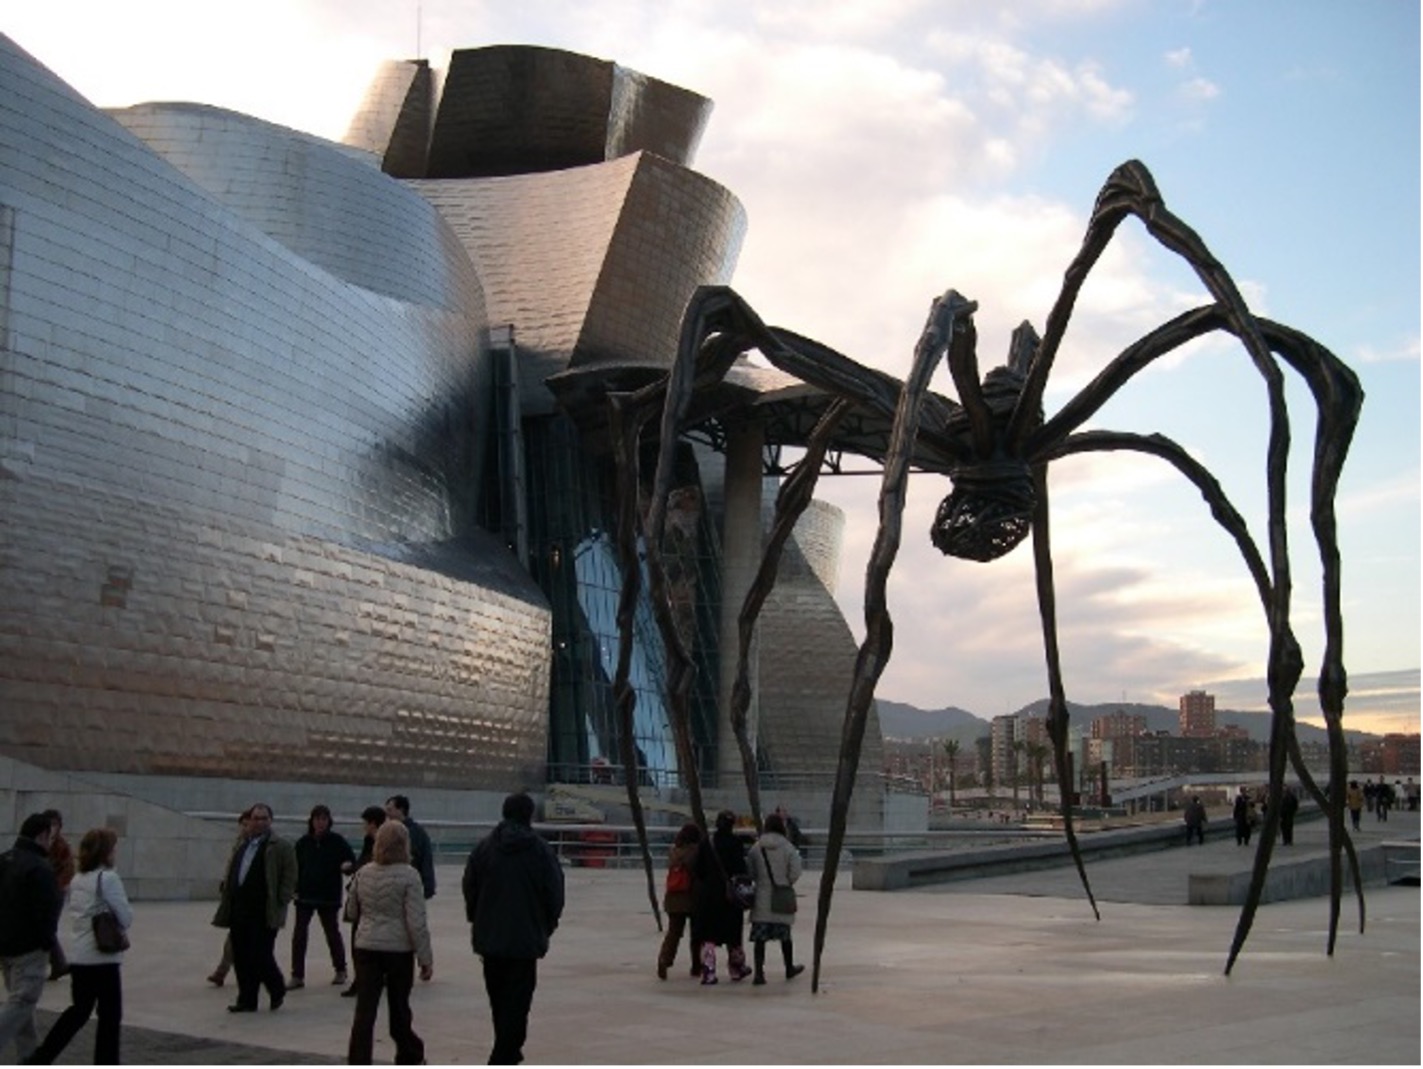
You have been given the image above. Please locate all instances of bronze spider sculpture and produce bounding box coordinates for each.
[592,160,1363,993]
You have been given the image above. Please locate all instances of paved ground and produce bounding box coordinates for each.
[24,810,1420,1065]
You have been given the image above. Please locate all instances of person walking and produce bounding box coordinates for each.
[27,828,132,1064]
[340,806,387,998]
[41,811,75,983]
[655,823,702,980]
[692,810,752,985]
[746,813,806,984]
[1232,787,1254,846]
[1345,780,1364,832]
[462,793,564,1066]
[290,804,355,990]
[1279,786,1300,845]
[345,822,432,1065]
[212,803,298,1013]
[0,814,62,1063]
[208,807,253,987]
[1183,796,1207,846]
[383,796,436,900]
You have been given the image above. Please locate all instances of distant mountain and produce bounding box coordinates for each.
[876,700,989,744]
[878,697,1378,746]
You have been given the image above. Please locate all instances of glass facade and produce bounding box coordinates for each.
[523,414,722,788]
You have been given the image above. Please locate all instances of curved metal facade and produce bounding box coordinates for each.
[0,34,877,798]
[0,34,549,789]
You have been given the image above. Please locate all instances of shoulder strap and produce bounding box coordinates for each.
[760,845,779,888]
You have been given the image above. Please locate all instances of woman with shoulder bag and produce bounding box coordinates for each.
[345,821,433,1065]
[655,823,702,980]
[29,827,132,1064]
[747,812,805,985]
[691,810,752,985]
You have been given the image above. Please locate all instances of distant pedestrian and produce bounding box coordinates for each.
[775,805,808,859]
[42,811,75,982]
[1232,787,1253,846]
[1183,796,1207,846]
[208,808,252,987]
[0,813,63,1062]
[1345,780,1364,832]
[463,792,564,1065]
[1375,778,1392,822]
[290,804,355,990]
[384,796,436,900]
[747,813,806,984]
[28,827,132,1065]
[345,821,432,1065]
[1279,786,1300,846]
[693,810,752,985]
[211,803,297,1013]
[656,823,702,980]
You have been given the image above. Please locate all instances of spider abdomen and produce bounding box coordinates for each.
[931,458,1036,562]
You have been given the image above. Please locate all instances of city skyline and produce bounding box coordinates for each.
[8,1,1417,736]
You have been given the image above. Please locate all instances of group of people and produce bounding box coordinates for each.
[656,807,807,987]
[0,810,131,1064]
[0,793,564,1066]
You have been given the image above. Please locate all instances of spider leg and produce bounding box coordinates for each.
[602,288,760,926]
[1027,464,1100,920]
[606,392,664,932]
[812,290,977,994]
[1037,304,1364,962]
[729,398,855,832]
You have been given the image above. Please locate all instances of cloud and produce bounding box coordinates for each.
[1165,47,1193,68]
[1177,76,1221,103]
[1354,335,1420,364]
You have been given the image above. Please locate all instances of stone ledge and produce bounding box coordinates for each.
[853,819,1197,891]
[1188,845,1388,904]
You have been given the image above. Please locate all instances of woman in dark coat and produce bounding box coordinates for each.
[289,804,355,989]
[691,810,751,985]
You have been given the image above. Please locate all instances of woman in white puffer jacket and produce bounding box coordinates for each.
[345,820,434,1065]
[30,827,132,1064]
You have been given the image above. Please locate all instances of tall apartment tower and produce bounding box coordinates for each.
[1179,690,1217,738]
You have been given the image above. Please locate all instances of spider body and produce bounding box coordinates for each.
[592,159,1362,995]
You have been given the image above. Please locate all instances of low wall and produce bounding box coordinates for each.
[0,755,234,901]
[1188,846,1386,904]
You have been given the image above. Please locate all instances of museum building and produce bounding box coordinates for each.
[0,37,886,820]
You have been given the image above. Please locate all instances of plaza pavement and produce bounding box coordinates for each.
[26,810,1419,1065]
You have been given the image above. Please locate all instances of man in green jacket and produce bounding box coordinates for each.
[212,803,297,1013]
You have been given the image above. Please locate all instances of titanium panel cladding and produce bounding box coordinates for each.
[0,34,550,790]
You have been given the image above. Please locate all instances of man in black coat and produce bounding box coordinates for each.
[0,813,62,1061]
[462,793,564,1066]
[385,795,436,899]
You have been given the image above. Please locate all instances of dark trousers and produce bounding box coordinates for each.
[31,963,122,1065]
[347,949,423,1065]
[657,912,698,972]
[752,937,796,977]
[292,904,347,978]
[482,956,538,1065]
[230,918,285,1009]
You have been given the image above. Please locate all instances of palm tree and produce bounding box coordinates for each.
[942,738,960,811]
[1009,739,1025,807]
[1026,741,1051,805]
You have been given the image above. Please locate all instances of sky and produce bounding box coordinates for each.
[6,0,1419,735]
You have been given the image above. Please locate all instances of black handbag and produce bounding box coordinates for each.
[92,870,130,953]
[761,846,796,914]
